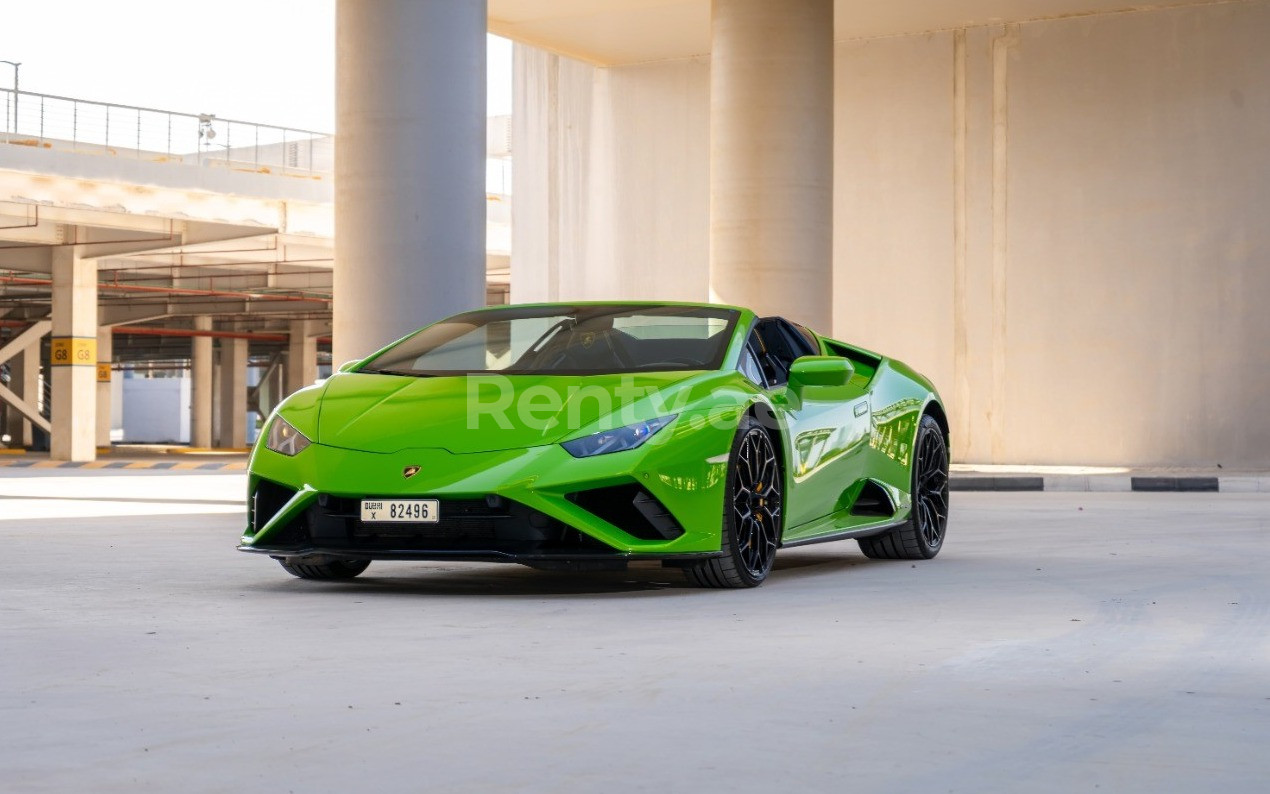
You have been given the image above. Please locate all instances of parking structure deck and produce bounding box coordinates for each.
[1,469,1268,793]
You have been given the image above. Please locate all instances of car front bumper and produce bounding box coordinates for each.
[240,413,738,563]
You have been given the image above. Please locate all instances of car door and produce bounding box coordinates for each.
[748,318,872,535]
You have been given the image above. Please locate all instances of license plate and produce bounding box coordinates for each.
[360,499,440,523]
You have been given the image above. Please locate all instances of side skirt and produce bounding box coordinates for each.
[779,518,910,549]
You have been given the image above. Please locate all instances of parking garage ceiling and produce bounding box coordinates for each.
[488,0,1229,64]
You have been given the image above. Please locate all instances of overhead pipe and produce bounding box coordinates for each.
[0,273,329,303]
[112,326,290,342]
[102,258,333,275]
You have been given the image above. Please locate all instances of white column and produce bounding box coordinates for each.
[217,337,248,449]
[22,347,38,447]
[267,359,286,413]
[190,316,213,448]
[286,319,318,395]
[334,0,487,364]
[50,246,97,462]
[4,348,36,447]
[709,0,834,331]
[2,353,19,446]
[96,327,113,449]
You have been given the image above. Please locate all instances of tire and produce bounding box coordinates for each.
[858,413,949,560]
[278,558,371,580]
[685,416,783,588]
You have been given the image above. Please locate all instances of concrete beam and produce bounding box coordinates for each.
[1,347,41,445]
[0,381,51,435]
[98,299,329,326]
[181,220,276,247]
[0,247,54,274]
[0,221,63,245]
[99,305,173,327]
[0,319,51,366]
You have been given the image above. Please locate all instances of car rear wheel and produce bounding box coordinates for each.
[277,558,371,580]
[685,416,783,588]
[858,413,949,560]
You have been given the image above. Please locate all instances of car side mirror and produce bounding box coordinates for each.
[337,359,362,373]
[788,356,854,391]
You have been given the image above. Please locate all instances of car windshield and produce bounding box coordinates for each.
[360,304,740,376]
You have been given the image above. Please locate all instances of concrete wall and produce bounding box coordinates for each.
[512,0,1270,467]
[513,50,710,303]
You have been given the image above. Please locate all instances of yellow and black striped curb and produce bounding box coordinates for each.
[0,459,246,471]
[950,474,1269,493]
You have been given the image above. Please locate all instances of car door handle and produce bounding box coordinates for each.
[854,402,868,417]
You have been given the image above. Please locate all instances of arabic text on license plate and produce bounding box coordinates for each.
[360,499,440,523]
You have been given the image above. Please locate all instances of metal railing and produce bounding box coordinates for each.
[1,88,332,177]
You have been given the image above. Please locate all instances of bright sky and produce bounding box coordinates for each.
[0,0,512,133]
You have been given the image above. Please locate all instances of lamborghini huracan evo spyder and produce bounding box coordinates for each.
[240,302,950,588]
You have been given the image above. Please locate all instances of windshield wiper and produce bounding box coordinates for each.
[360,368,437,378]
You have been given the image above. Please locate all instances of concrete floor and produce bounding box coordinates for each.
[1,473,1267,793]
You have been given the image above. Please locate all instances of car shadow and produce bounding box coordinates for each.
[242,543,882,598]
[771,545,877,577]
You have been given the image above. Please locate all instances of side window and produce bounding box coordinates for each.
[738,338,766,387]
[753,318,815,386]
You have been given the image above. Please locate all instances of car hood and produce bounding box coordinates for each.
[315,370,708,454]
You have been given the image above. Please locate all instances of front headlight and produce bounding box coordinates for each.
[561,415,676,458]
[266,416,311,456]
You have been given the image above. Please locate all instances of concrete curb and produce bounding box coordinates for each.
[951,474,1267,493]
[1,458,1265,491]
[0,458,246,471]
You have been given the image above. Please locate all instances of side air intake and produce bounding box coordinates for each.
[850,479,896,518]
[568,483,685,541]
[251,479,297,532]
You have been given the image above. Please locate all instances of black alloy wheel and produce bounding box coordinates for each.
[857,413,949,560]
[733,427,783,578]
[912,416,950,551]
[685,416,783,588]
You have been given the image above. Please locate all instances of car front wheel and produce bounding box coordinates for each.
[685,416,783,588]
[277,558,371,580]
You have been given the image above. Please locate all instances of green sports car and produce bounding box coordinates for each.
[240,302,950,588]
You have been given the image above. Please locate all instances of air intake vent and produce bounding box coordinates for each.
[568,483,684,541]
[251,479,296,531]
[850,479,895,518]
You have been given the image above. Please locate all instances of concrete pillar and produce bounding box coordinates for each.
[709,0,834,331]
[4,348,37,447]
[96,327,112,449]
[2,353,20,445]
[286,319,318,395]
[50,246,97,462]
[217,337,248,449]
[190,316,213,448]
[267,359,286,414]
[334,0,486,364]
